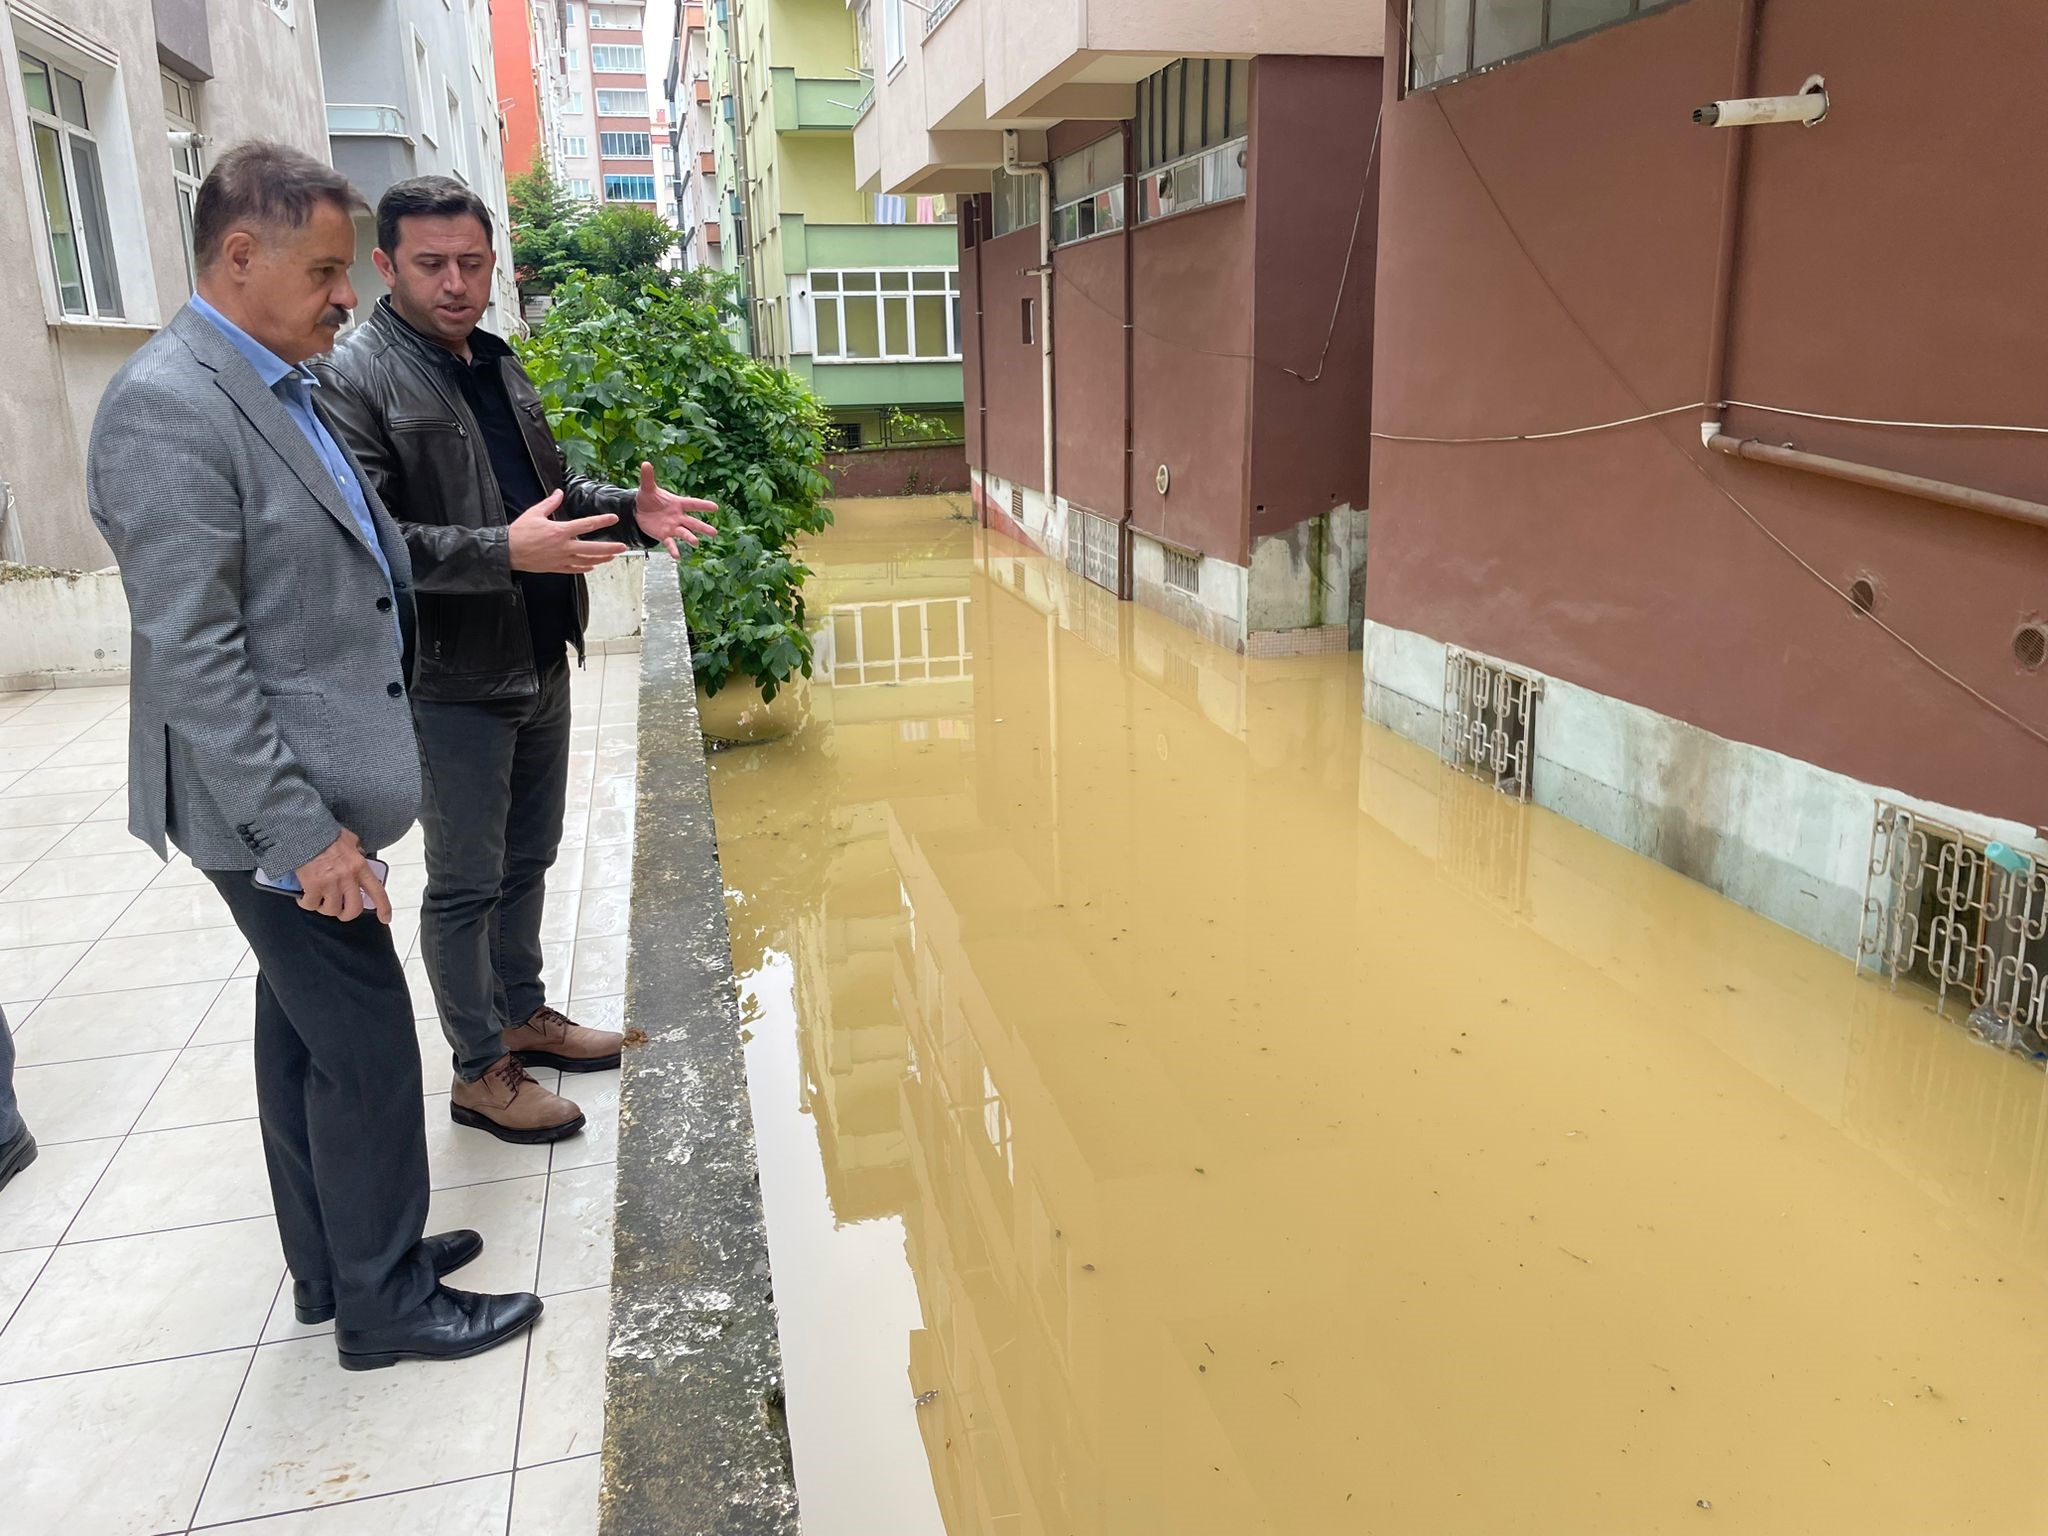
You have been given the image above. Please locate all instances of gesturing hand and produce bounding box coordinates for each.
[508,489,630,574]
[295,829,392,924]
[634,462,718,560]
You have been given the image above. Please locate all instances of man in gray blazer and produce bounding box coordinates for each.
[87,142,541,1370]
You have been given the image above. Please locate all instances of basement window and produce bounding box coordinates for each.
[1441,647,1541,801]
[1051,136,1124,246]
[1162,546,1199,594]
[1410,0,1680,91]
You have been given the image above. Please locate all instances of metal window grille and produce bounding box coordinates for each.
[1065,508,1118,593]
[1441,647,1541,801]
[1162,547,1199,594]
[1860,804,2048,1047]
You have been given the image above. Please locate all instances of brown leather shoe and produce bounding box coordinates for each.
[505,1004,623,1074]
[450,1056,586,1145]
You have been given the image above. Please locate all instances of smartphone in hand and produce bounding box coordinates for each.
[251,858,391,897]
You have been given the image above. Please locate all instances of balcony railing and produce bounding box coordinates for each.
[325,103,408,138]
[923,0,960,35]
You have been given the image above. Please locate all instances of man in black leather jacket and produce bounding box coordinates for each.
[314,177,715,1144]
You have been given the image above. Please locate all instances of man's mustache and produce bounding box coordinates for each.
[321,306,351,329]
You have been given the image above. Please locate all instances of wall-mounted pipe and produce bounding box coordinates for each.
[1707,434,2048,532]
[1119,118,1135,601]
[1699,0,1764,445]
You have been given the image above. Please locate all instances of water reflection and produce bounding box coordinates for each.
[711,500,2048,1536]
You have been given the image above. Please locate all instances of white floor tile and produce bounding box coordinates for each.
[194,1474,513,1533]
[579,842,633,889]
[0,891,130,948]
[87,788,131,821]
[0,1247,50,1323]
[549,1074,619,1173]
[9,978,223,1065]
[0,1348,252,1536]
[0,746,54,775]
[586,805,634,845]
[45,818,149,859]
[71,1118,272,1240]
[0,862,28,897]
[508,1452,601,1536]
[37,735,128,769]
[424,1096,554,1191]
[152,855,215,887]
[0,1136,121,1249]
[403,956,438,1020]
[0,825,68,865]
[54,925,247,996]
[517,1287,609,1465]
[0,938,91,999]
[13,1050,176,1142]
[0,790,106,829]
[5,762,126,797]
[134,1041,260,1132]
[540,890,581,943]
[106,881,236,937]
[590,775,636,812]
[427,1175,548,1297]
[568,934,629,1001]
[196,1331,525,1524]
[191,976,257,1045]
[573,886,631,939]
[3,848,165,901]
[0,1217,282,1380]
[536,1162,616,1295]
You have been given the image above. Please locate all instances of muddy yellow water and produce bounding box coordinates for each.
[707,498,2048,1535]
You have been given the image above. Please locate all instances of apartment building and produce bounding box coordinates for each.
[492,0,569,182]
[720,0,962,448]
[0,0,326,569]
[662,1,725,269]
[1363,0,2048,963]
[853,0,1384,652]
[553,0,658,208]
[317,0,518,330]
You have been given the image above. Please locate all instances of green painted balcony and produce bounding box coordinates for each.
[772,69,862,135]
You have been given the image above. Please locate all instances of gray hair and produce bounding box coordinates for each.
[193,141,366,269]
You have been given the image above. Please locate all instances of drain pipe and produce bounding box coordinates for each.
[1698,0,1763,450]
[1705,434,2048,531]
[972,194,990,528]
[1118,119,1135,600]
[1004,130,1055,521]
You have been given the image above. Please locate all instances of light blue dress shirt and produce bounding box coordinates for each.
[188,295,398,604]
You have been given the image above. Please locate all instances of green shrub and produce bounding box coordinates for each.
[516,275,833,701]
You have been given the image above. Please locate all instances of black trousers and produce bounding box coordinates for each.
[208,873,436,1329]
[413,660,574,1082]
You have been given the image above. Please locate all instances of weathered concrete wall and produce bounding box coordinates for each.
[0,569,130,688]
[602,569,798,1535]
[1363,616,2043,959]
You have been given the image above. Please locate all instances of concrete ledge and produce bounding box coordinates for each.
[602,570,798,1535]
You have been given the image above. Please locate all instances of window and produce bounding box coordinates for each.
[566,3,580,27]
[600,130,651,157]
[604,173,657,201]
[412,33,436,142]
[20,46,124,318]
[1134,58,1248,224]
[561,133,589,157]
[596,89,648,116]
[1020,295,1034,345]
[855,1,872,73]
[565,47,580,71]
[563,90,586,117]
[447,86,466,179]
[811,269,961,362]
[883,0,905,70]
[990,167,1039,237]
[568,176,594,198]
[591,44,645,73]
[161,69,203,293]
[1051,135,1122,246]
[1411,0,1669,88]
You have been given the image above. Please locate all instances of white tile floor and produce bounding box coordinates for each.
[0,653,639,1535]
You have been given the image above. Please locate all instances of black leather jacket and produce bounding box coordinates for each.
[311,299,650,703]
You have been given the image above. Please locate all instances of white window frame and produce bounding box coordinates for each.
[565,3,581,29]
[411,30,437,144]
[561,132,589,158]
[161,67,204,295]
[562,89,586,118]
[590,44,645,73]
[596,88,648,116]
[882,0,905,71]
[567,176,594,198]
[809,266,962,364]
[2,12,158,328]
[564,47,580,71]
[447,84,466,180]
[599,130,650,158]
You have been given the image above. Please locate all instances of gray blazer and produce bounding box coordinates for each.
[87,305,421,875]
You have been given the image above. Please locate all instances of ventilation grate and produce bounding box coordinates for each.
[1009,486,1024,526]
[1860,804,2048,1049]
[1163,546,1200,594]
[1065,508,1118,593]
[1441,647,1541,801]
[2016,623,2047,671]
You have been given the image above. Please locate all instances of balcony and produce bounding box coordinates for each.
[704,220,721,246]
[771,69,860,135]
[684,3,705,31]
[694,78,711,104]
[699,149,715,174]
[324,102,415,195]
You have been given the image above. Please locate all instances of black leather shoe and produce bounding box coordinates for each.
[294,1229,487,1325]
[0,1126,35,1197]
[335,1285,543,1371]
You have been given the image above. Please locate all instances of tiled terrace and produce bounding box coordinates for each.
[0,652,639,1534]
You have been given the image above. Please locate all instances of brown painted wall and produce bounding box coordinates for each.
[1049,196,1126,520]
[1370,0,2048,824]
[1248,56,1381,540]
[962,221,1045,492]
[823,444,971,498]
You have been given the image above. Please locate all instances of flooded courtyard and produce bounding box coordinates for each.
[707,499,2048,1534]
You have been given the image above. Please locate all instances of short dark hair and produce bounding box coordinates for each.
[193,142,366,269]
[377,176,496,256]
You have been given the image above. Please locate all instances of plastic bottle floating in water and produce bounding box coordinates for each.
[1985,842,2034,877]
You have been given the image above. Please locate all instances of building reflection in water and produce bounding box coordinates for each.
[710,502,2048,1536]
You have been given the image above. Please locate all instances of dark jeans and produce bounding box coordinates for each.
[0,1004,23,1145]
[207,873,436,1329]
[414,660,573,1082]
